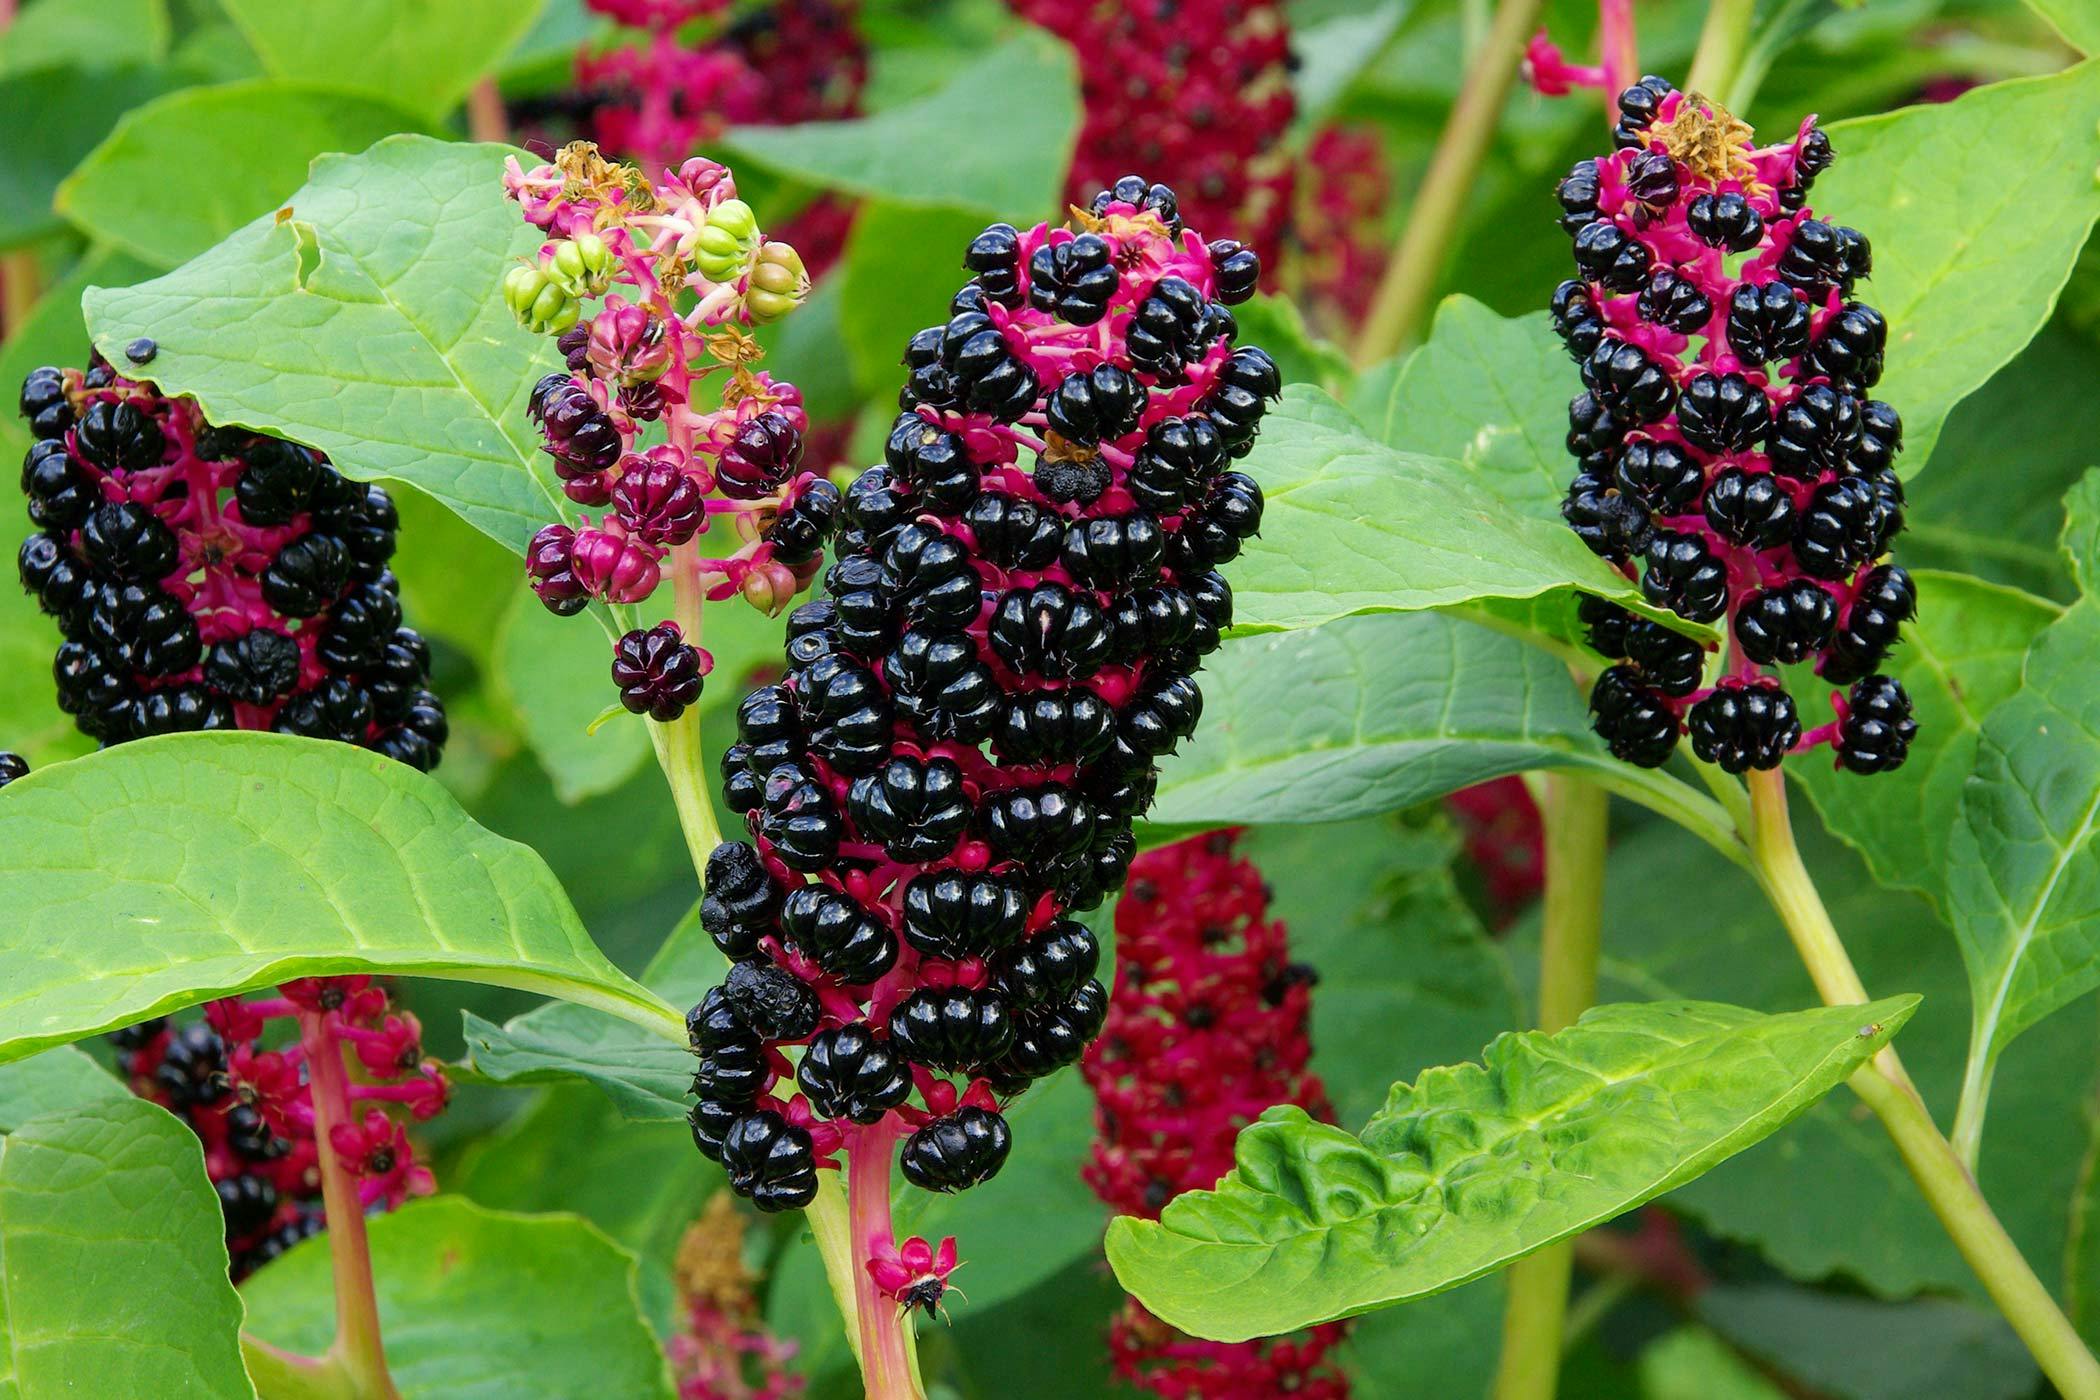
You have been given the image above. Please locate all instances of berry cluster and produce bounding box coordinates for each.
[15,354,447,762]
[1550,82,1918,776]
[680,178,1277,1269]
[1297,125,1394,335]
[505,143,816,719]
[1084,831,1348,1398]
[114,977,445,1278]
[1012,0,1297,270]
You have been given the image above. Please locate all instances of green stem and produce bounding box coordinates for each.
[1742,770,2100,1399]
[649,545,724,883]
[243,1336,356,1400]
[1951,1044,1996,1173]
[1491,775,1608,1400]
[1682,0,1758,102]
[805,1172,864,1368]
[1352,0,1549,363]
[298,1012,401,1400]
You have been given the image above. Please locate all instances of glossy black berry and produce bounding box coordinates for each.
[988,584,1113,681]
[1612,75,1675,147]
[797,1023,913,1123]
[1688,680,1800,773]
[1578,594,1634,658]
[1641,530,1729,622]
[1802,302,1887,392]
[73,400,164,472]
[1550,280,1606,362]
[1567,392,1627,476]
[1737,580,1837,666]
[996,687,1116,766]
[717,410,804,500]
[1676,373,1771,456]
[1028,232,1119,325]
[1582,339,1676,423]
[1794,477,1883,579]
[1120,672,1203,757]
[823,554,898,654]
[1821,564,1916,683]
[847,754,971,861]
[1062,513,1162,589]
[982,783,1096,868]
[767,477,840,566]
[965,222,1022,302]
[155,1024,230,1108]
[722,958,822,1042]
[1204,348,1282,456]
[882,416,976,513]
[80,502,179,581]
[1835,674,1916,775]
[1614,439,1702,514]
[1563,470,1652,561]
[719,1110,818,1212]
[0,752,27,789]
[901,1105,1012,1192]
[699,842,782,959]
[1686,192,1764,252]
[1768,383,1861,478]
[884,522,981,631]
[1555,159,1601,234]
[274,676,372,743]
[888,987,1012,1071]
[756,761,842,871]
[900,869,1029,961]
[1590,664,1680,766]
[1046,364,1144,446]
[19,366,72,439]
[1703,467,1795,548]
[692,1036,769,1104]
[1853,400,1903,476]
[1207,238,1260,303]
[1637,269,1710,335]
[886,629,999,743]
[1126,276,1211,379]
[261,533,351,616]
[1726,283,1811,365]
[1623,617,1706,696]
[20,439,94,530]
[940,310,1039,420]
[793,653,892,774]
[1572,220,1653,292]
[1777,219,1869,296]
[961,492,1060,570]
[1129,415,1226,516]
[988,920,1098,1006]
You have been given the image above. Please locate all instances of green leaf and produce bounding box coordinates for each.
[1230,386,1658,633]
[1791,570,2061,913]
[1635,1327,1787,1400]
[1105,997,1916,1340]
[1231,294,1354,398]
[0,0,166,73]
[839,202,991,402]
[1351,296,1568,521]
[218,0,542,120]
[1948,597,2100,1076]
[1697,1284,2037,1400]
[1148,612,1616,828]
[1288,0,1407,138]
[493,596,652,805]
[83,135,567,552]
[724,33,1077,220]
[0,1047,126,1133]
[57,80,434,268]
[0,64,177,248]
[242,1197,675,1398]
[1817,63,2100,470]
[0,731,676,1064]
[2063,467,2100,597]
[2025,0,2100,55]
[0,1096,252,1397]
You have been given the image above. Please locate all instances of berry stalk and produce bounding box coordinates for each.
[1683,0,1760,108]
[845,1121,923,1400]
[1352,0,1548,362]
[1488,775,1608,1400]
[298,1009,401,1400]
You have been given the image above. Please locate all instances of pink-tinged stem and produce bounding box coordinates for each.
[1598,0,1638,121]
[846,1119,922,1400]
[298,1011,402,1400]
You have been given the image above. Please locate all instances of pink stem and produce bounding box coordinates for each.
[846,1118,918,1399]
[299,1011,401,1400]
[1599,0,1639,120]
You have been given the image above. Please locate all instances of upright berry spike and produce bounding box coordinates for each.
[679,186,1277,1307]
[1085,831,1349,1397]
[1554,93,1918,774]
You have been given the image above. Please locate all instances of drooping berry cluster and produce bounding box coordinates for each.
[505,143,816,719]
[15,353,447,762]
[669,1193,806,1400]
[1297,125,1394,335]
[1084,831,1348,1398]
[1551,82,1918,776]
[572,0,867,277]
[114,977,445,1278]
[681,179,1277,1262]
[1012,0,1297,269]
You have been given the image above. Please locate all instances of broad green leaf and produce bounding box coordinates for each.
[1904,324,2100,601]
[756,272,858,424]
[218,0,541,121]
[1698,1284,2037,1400]
[386,483,519,674]
[0,64,176,248]
[0,1096,252,1397]
[722,32,1078,220]
[1948,598,2100,1084]
[2064,467,2100,597]
[1791,570,2060,914]
[1149,612,1617,828]
[1354,296,1568,521]
[0,0,167,74]
[1106,997,1916,1339]
[83,136,567,552]
[1636,1327,1787,1400]
[1288,0,1407,138]
[839,202,990,402]
[1817,63,2100,469]
[1231,386,1658,632]
[57,80,434,268]
[462,906,721,1120]
[0,732,677,1064]
[1231,293,1353,398]
[1551,817,2095,1302]
[242,1197,675,1398]
[2026,0,2100,54]
[493,596,651,805]
[0,244,158,768]
[0,1047,125,1132]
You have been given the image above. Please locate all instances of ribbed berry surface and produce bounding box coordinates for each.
[1085,831,1349,1398]
[684,178,1278,1216]
[15,355,446,765]
[1552,83,1917,775]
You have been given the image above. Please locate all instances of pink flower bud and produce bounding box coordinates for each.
[587,294,672,384]
[570,526,663,604]
[611,456,704,545]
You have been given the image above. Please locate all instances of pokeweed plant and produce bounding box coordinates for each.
[2,2,2100,1398]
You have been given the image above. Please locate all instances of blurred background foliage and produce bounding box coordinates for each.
[0,0,2093,1394]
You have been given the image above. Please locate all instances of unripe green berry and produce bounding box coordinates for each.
[548,233,616,298]
[504,264,580,335]
[746,243,809,325]
[695,199,762,283]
